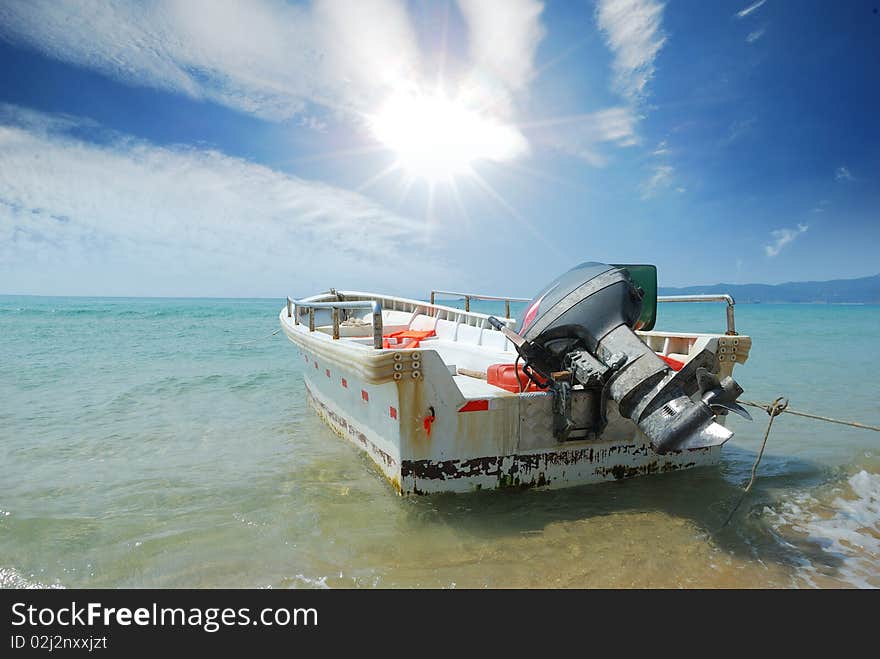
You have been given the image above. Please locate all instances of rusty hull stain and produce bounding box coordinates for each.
[395,371,428,446]
[593,460,697,481]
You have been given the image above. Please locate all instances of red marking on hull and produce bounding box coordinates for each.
[459,399,490,412]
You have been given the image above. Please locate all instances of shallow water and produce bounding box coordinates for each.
[1,296,877,588]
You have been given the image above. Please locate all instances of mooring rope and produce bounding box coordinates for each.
[721,397,788,528]
[721,397,879,528]
[231,328,280,346]
[739,399,880,432]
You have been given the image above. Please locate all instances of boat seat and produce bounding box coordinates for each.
[409,313,439,332]
[383,329,436,349]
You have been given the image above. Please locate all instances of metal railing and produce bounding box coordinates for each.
[287,297,384,349]
[283,291,736,350]
[657,294,737,335]
[429,290,530,319]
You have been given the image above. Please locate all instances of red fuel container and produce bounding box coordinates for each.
[487,363,548,393]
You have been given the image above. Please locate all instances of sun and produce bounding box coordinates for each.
[368,88,527,182]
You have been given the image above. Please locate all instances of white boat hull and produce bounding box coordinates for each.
[305,376,720,494]
[282,291,748,495]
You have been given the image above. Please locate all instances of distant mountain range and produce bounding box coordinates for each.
[659,273,880,304]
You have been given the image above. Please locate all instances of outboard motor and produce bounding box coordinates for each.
[489,262,750,454]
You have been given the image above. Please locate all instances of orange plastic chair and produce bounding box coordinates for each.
[382,329,436,349]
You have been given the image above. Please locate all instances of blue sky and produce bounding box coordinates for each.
[1,0,877,297]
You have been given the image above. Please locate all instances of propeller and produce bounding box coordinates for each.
[696,367,752,421]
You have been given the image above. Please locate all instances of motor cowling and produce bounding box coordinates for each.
[509,262,749,454]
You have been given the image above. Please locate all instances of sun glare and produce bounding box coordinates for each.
[369,90,527,181]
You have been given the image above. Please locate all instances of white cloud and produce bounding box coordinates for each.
[456,0,546,93]
[835,166,854,181]
[0,0,543,167]
[0,105,447,296]
[736,0,767,19]
[595,0,666,102]
[311,0,422,107]
[811,199,830,213]
[746,27,766,43]
[652,140,670,156]
[0,0,422,121]
[640,164,674,199]
[532,106,640,166]
[725,117,757,144]
[297,115,328,133]
[764,223,808,257]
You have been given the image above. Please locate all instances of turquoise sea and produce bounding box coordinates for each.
[1,296,878,588]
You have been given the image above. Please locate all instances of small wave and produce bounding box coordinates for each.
[50,308,111,315]
[291,574,330,589]
[108,373,227,402]
[0,567,65,589]
[0,307,47,316]
[229,371,280,390]
[763,470,880,588]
